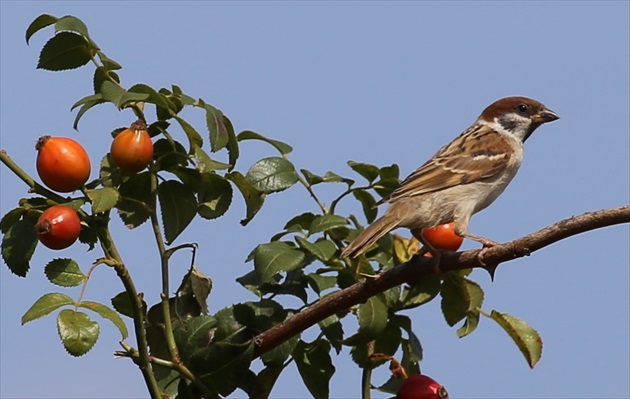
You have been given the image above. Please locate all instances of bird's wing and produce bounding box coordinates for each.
[378,124,514,204]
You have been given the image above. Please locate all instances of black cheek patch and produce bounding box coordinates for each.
[499,118,519,132]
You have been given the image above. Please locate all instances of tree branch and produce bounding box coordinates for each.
[253,206,630,358]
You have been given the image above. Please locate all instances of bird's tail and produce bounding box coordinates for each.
[340,214,401,258]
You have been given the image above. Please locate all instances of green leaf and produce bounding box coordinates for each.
[44,258,86,287]
[116,172,152,228]
[111,291,147,320]
[174,116,204,151]
[96,51,121,70]
[175,379,197,399]
[224,116,239,170]
[348,161,380,182]
[193,145,231,172]
[343,295,388,346]
[225,171,265,226]
[233,299,285,335]
[392,315,423,364]
[262,332,299,367]
[199,100,229,152]
[196,173,233,220]
[72,94,106,130]
[157,90,182,120]
[99,80,125,104]
[318,315,344,354]
[373,177,400,198]
[2,217,38,277]
[295,237,337,261]
[353,189,377,223]
[78,301,128,339]
[284,212,317,232]
[78,224,98,251]
[246,157,298,194]
[486,310,543,368]
[173,316,219,360]
[118,90,150,109]
[379,164,400,180]
[196,340,254,397]
[235,270,266,297]
[293,339,335,399]
[300,169,324,185]
[26,14,58,44]
[441,276,469,326]
[54,15,91,39]
[457,311,480,338]
[302,169,353,186]
[0,208,23,234]
[57,309,99,357]
[259,270,308,304]
[237,130,293,155]
[127,83,169,108]
[355,295,388,341]
[85,187,120,213]
[22,292,75,324]
[37,32,91,71]
[158,180,198,244]
[251,364,285,399]
[97,153,120,188]
[307,273,337,295]
[152,137,188,169]
[71,93,104,111]
[251,242,306,281]
[309,214,349,235]
[399,275,441,310]
[440,275,484,327]
[351,320,402,368]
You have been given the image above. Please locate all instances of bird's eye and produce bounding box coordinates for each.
[517,104,529,113]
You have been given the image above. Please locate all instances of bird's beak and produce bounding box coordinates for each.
[532,107,560,123]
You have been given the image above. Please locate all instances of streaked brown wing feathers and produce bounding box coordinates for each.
[379,125,513,204]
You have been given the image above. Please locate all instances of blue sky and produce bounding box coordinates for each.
[1,2,628,398]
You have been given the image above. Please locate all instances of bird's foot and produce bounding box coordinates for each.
[464,235,500,281]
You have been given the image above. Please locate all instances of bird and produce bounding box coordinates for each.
[340,96,559,269]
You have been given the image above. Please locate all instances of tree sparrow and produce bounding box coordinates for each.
[340,96,560,268]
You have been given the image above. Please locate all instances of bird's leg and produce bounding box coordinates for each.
[459,232,500,249]
[413,231,443,275]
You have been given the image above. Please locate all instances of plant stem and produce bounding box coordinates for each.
[98,227,162,399]
[361,341,374,399]
[148,169,181,364]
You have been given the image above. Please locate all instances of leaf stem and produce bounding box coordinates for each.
[75,258,106,305]
[297,174,328,214]
[329,185,372,215]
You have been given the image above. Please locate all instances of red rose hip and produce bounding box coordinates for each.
[35,205,81,250]
[397,374,449,399]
